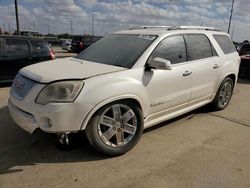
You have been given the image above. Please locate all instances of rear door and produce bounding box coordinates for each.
[184,34,221,103]
[2,38,31,80]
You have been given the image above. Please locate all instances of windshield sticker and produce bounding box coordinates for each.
[138,35,156,41]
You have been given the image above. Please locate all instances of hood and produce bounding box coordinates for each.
[19,58,126,83]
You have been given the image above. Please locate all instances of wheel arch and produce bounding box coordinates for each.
[217,73,237,91]
[226,73,236,87]
[80,95,144,130]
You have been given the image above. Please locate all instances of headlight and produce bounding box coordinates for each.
[36,81,84,105]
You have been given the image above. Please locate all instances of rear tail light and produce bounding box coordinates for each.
[79,42,83,48]
[50,48,56,60]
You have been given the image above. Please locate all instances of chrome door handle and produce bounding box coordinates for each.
[183,71,192,76]
[213,64,220,69]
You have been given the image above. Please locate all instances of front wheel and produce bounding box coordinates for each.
[211,77,234,110]
[85,101,143,156]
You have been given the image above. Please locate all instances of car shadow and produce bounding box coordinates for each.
[143,104,213,134]
[0,82,12,88]
[0,102,223,175]
[0,106,110,175]
[238,76,250,84]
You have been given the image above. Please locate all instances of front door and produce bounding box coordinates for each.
[144,35,192,118]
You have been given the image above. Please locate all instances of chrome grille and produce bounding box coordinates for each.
[11,73,36,100]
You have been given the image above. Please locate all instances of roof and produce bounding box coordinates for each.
[0,35,44,41]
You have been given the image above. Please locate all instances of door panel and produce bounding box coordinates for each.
[145,64,192,115]
[189,57,220,101]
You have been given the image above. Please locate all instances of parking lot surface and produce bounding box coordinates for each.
[0,78,250,188]
[52,46,77,58]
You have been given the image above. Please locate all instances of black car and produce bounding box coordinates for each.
[0,35,55,83]
[71,35,102,53]
[43,37,63,46]
[238,43,250,76]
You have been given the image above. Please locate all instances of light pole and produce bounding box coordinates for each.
[228,0,235,34]
[15,0,20,35]
[92,9,95,36]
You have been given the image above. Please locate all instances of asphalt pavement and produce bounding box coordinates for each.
[0,78,249,188]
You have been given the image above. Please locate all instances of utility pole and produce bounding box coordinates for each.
[70,20,73,35]
[231,24,235,40]
[48,20,50,35]
[228,0,235,34]
[92,9,95,36]
[15,0,20,35]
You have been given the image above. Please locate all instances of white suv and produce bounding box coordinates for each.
[8,26,240,156]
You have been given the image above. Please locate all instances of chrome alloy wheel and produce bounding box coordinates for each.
[97,104,138,147]
[218,81,233,109]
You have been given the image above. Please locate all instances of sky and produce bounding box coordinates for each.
[0,0,249,42]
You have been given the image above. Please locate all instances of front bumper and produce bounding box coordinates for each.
[8,82,93,134]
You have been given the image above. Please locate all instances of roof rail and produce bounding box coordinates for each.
[129,26,173,30]
[128,25,220,31]
[168,26,220,31]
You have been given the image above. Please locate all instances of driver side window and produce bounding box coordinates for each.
[151,35,187,64]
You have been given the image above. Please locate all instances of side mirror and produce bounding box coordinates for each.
[147,57,172,70]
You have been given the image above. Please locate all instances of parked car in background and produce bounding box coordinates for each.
[237,43,250,76]
[239,55,250,76]
[20,30,40,37]
[0,35,55,83]
[71,35,102,53]
[61,39,72,51]
[43,37,62,46]
[13,30,40,37]
[238,43,250,56]
[8,26,239,156]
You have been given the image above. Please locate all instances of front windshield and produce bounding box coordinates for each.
[76,34,157,68]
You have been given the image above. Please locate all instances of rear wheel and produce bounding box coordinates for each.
[212,77,234,110]
[85,101,143,156]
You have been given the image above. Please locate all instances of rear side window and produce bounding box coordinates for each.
[5,38,29,57]
[213,34,236,54]
[151,35,187,64]
[185,34,213,61]
[30,40,50,55]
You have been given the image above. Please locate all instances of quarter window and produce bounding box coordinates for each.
[5,39,29,57]
[151,35,187,64]
[213,34,236,54]
[185,34,213,61]
[30,40,50,56]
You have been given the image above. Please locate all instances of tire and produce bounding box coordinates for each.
[211,77,234,110]
[85,101,144,156]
